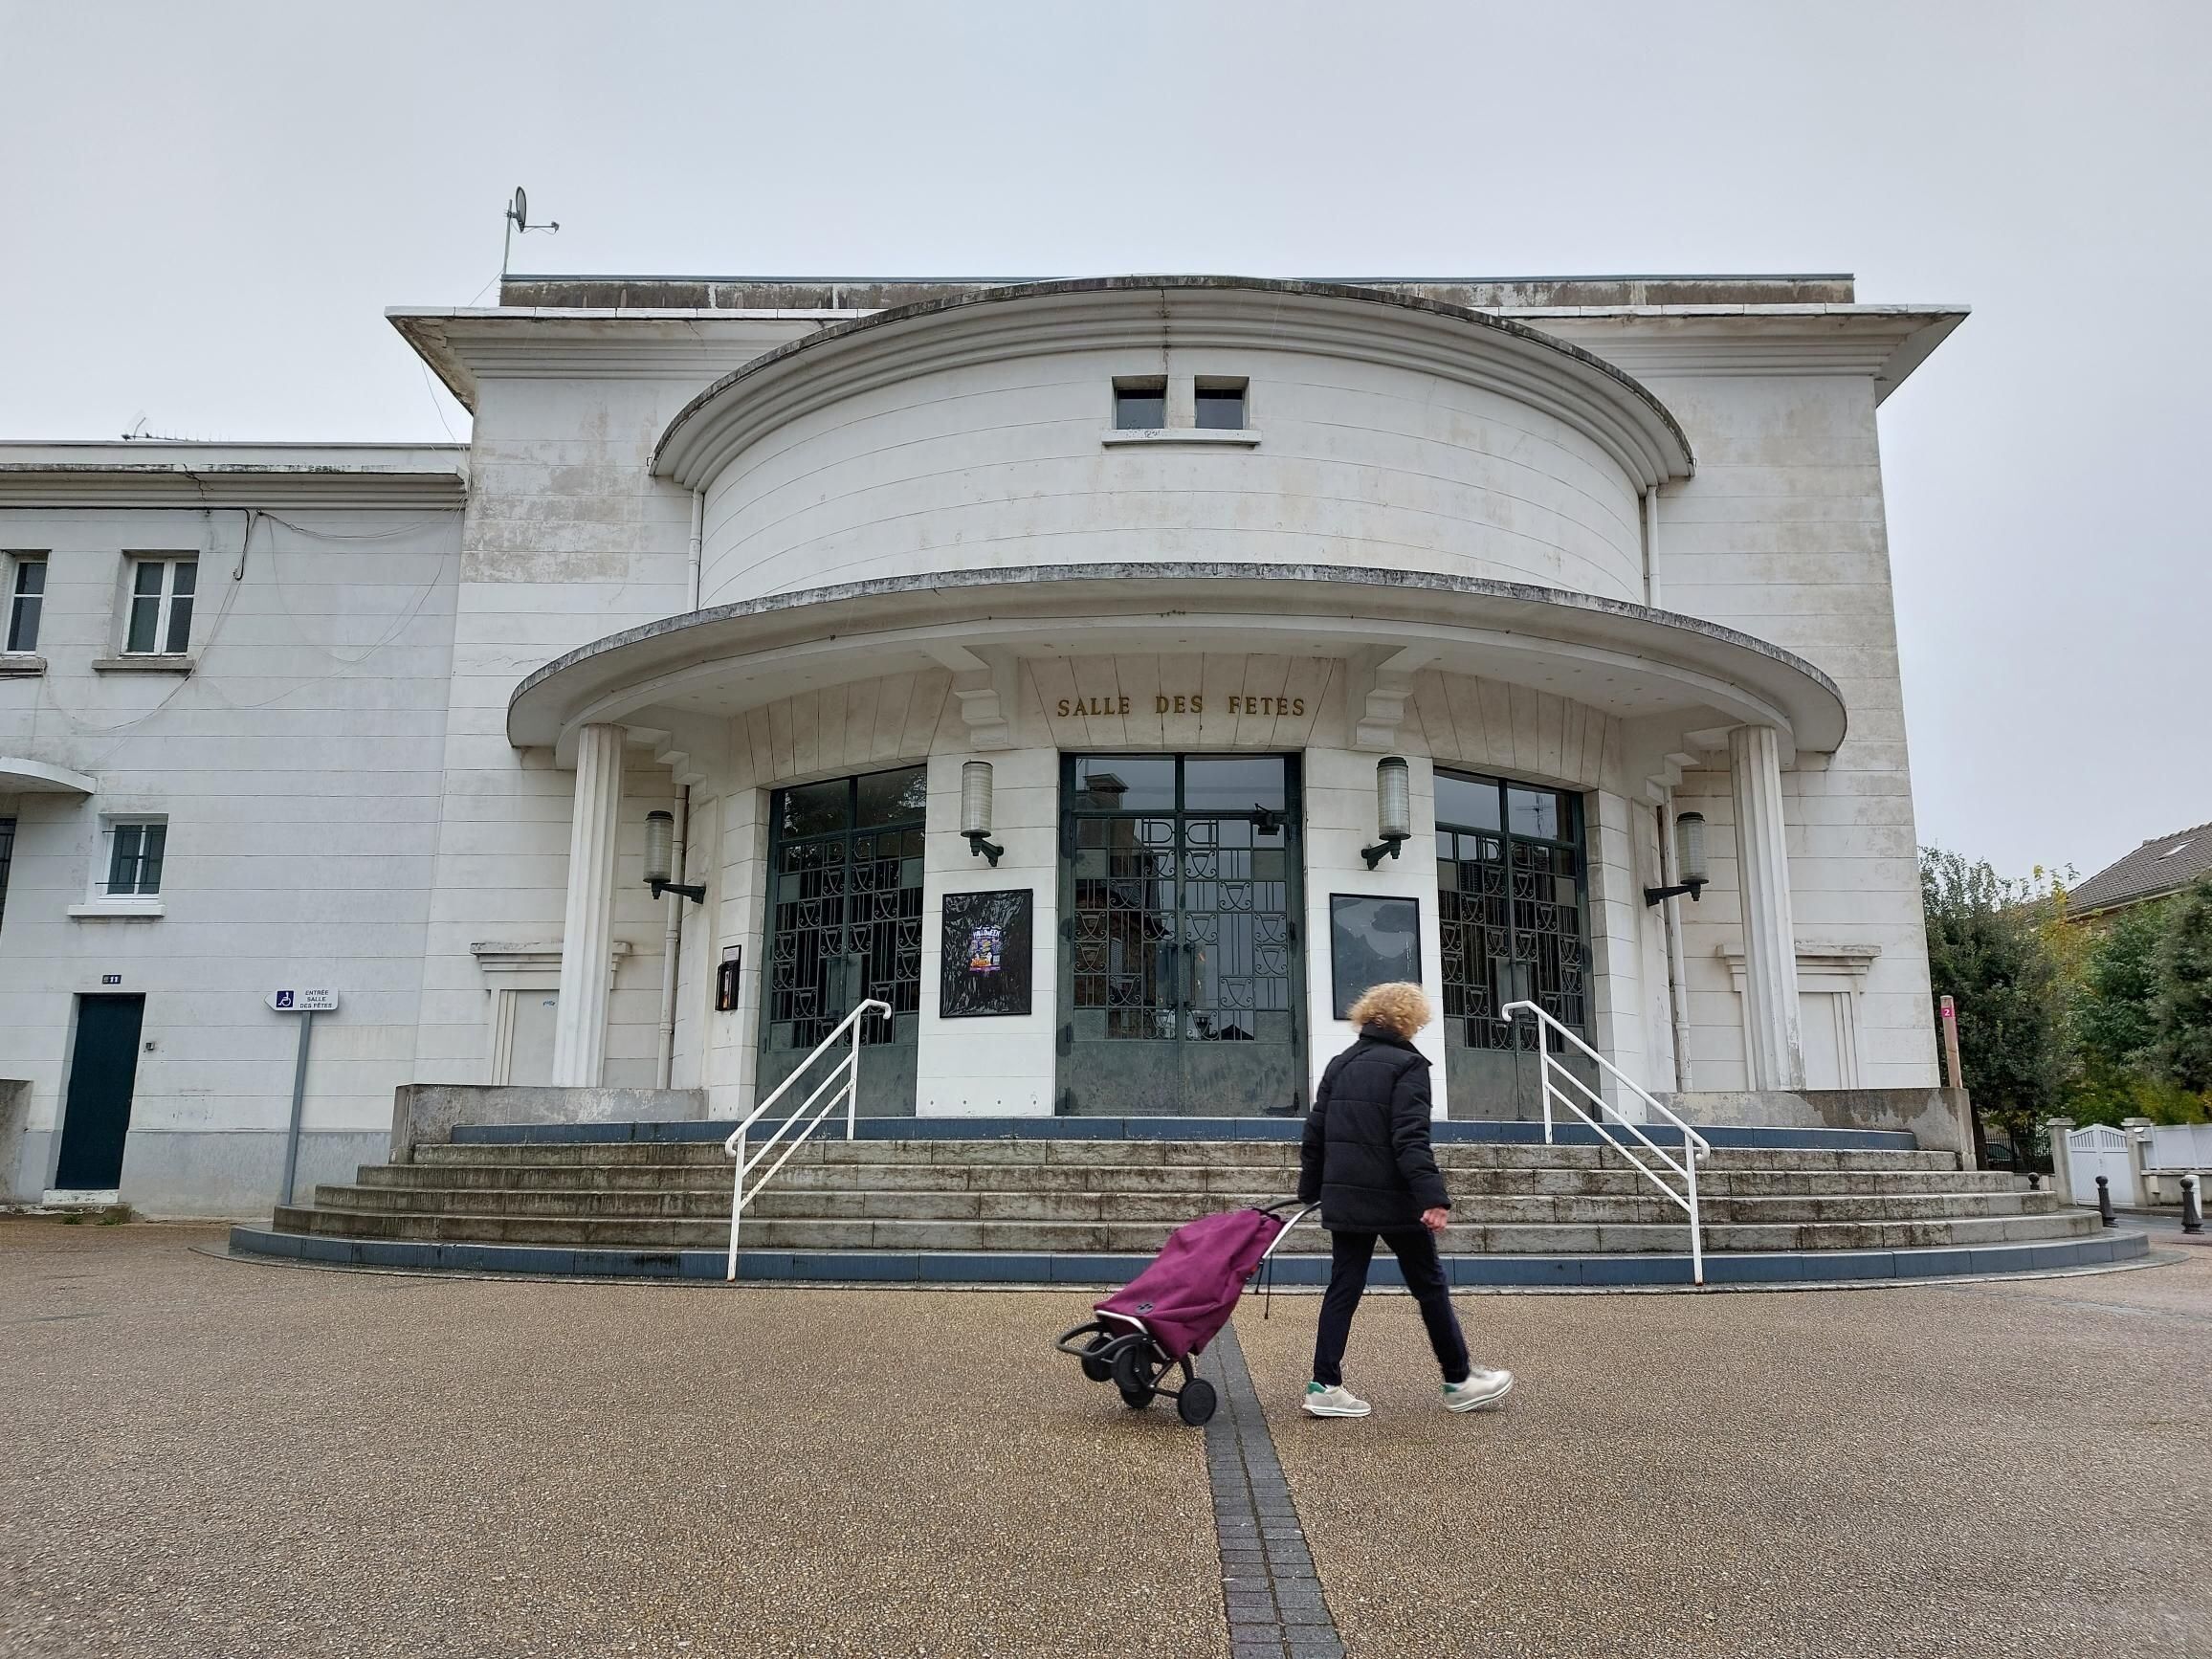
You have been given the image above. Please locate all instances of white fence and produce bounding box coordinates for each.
[2147,1122,2212,1171]
[2065,1123,2133,1208]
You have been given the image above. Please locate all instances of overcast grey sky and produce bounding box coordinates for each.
[2,0,2203,882]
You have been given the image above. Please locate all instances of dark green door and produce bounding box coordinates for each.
[758,766,925,1117]
[1058,755,1304,1117]
[1434,770,1595,1119]
[55,995,144,1190]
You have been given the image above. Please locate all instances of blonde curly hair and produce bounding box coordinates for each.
[1347,981,1431,1037]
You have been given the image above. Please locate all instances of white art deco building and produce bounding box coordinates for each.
[0,274,1967,1214]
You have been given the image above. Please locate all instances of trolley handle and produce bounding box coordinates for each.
[1257,1202,1316,1264]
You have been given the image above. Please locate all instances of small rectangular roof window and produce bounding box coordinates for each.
[1113,378,1166,431]
[1195,378,1247,431]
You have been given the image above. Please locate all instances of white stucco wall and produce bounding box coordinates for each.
[1613,368,1938,1090]
[0,496,462,1211]
[695,343,1648,608]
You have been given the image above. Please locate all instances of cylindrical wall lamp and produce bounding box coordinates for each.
[961,760,1004,868]
[1644,809,1709,906]
[644,808,706,902]
[1360,757,1412,870]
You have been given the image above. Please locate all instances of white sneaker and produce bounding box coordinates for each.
[1302,1382,1372,1418]
[1443,1367,1515,1412]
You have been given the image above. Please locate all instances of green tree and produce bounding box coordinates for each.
[2153,875,2212,1092]
[2074,901,2166,1070]
[1920,847,2068,1156]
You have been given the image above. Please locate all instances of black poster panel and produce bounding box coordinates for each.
[1330,894,1422,1020]
[940,888,1034,1018]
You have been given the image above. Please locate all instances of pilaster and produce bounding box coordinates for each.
[1729,723,1804,1090]
[551,722,625,1086]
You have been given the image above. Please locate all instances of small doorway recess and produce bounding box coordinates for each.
[55,994,145,1192]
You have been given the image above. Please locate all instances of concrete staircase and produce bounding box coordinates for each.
[266,1136,2094,1261]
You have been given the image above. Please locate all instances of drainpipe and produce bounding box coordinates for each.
[1643,485,1663,608]
[654,489,707,1091]
[686,486,704,610]
[654,786,689,1088]
[1661,796,1694,1094]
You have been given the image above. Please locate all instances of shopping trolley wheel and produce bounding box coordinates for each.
[1176,1378,1218,1427]
[1079,1331,1117,1383]
[1112,1340,1159,1408]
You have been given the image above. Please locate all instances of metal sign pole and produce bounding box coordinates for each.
[280,1009,314,1207]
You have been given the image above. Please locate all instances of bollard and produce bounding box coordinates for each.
[2096,1174,2116,1228]
[2183,1175,2203,1236]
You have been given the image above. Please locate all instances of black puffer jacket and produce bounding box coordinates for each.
[1295,1023,1449,1231]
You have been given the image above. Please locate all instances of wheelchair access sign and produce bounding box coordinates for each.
[266,988,339,1012]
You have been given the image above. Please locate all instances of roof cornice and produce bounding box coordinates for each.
[387,311,826,412]
[0,443,467,509]
[651,276,1697,493]
[1529,306,1969,404]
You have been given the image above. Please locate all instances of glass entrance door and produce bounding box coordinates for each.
[759,765,926,1117]
[1058,755,1304,1117]
[1434,769,1594,1119]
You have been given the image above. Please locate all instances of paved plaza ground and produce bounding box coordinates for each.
[1,1220,2205,1658]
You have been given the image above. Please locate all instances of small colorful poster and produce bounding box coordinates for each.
[967,924,1003,975]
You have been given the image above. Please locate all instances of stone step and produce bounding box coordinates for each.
[408,1138,1963,1174]
[230,1222,2153,1287]
[358,1159,2024,1199]
[314,1181,2062,1228]
[273,1205,2095,1255]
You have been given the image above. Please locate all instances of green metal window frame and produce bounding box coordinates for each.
[6,556,43,653]
[124,557,196,655]
[758,765,927,1053]
[1059,753,1303,1044]
[1434,769,1590,1051]
[105,819,166,896]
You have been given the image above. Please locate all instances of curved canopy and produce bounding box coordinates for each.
[0,756,96,794]
[509,564,1843,763]
[653,276,1696,493]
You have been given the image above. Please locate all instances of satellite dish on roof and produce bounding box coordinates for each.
[500,186,560,276]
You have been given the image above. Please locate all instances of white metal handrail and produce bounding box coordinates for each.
[723,998,891,1279]
[1500,1000,1713,1284]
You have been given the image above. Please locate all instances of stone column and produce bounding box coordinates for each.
[2045,1118,2076,1204]
[551,722,624,1088]
[1729,723,1804,1090]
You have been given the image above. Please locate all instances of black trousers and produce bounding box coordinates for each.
[1311,1227,1470,1387]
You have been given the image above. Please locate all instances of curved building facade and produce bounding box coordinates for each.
[0,274,1966,1211]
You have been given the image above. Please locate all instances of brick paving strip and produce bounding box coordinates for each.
[1198,1322,1346,1659]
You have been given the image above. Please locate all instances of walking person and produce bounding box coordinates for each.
[1295,982,1514,1418]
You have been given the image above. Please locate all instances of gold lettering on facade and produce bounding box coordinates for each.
[1056,695,1137,719]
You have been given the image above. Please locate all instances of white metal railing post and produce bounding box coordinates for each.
[723,998,891,1281]
[847,1006,863,1141]
[1501,999,1711,1285]
[1539,1041,1556,1145]
[726,1127,747,1279]
[1685,1135,1703,1285]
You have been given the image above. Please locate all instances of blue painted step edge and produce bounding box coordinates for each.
[447,1117,1919,1153]
[230,1227,2145,1287]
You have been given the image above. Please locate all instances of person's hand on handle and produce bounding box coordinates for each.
[1421,1206,1449,1234]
